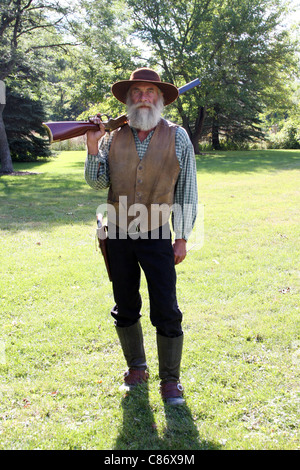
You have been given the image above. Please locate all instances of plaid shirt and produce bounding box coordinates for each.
[84,122,198,240]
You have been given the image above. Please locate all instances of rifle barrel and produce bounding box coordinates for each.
[178,78,200,95]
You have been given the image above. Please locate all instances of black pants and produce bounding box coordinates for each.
[106,228,183,338]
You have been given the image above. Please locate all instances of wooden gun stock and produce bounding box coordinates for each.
[43,114,128,143]
[44,78,200,143]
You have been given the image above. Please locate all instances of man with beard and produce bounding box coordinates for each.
[85,68,198,405]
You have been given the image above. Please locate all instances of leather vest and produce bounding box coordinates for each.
[107,119,180,233]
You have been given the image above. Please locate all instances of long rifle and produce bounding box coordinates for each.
[43,78,200,143]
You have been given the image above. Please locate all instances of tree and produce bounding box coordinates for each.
[262,80,300,148]
[127,0,299,152]
[3,88,51,161]
[127,0,211,152]
[37,0,142,123]
[0,0,75,172]
[73,0,144,108]
[199,0,298,148]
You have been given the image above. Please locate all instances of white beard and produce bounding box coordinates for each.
[126,95,164,131]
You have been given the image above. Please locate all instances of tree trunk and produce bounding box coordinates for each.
[211,105,221,150]
[176,99,206,154]
[212,118,221,150]
[0,103,14,174]
[191,106,206,154]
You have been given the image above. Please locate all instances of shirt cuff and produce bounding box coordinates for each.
[175,233,189,242]
[87,153,106,163]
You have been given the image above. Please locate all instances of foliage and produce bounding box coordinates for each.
[3,89,51,161]
[266,117,300,149]
[26,0,144,122]
[261,78,300,149]
[0,0,71,81]
[54,0,143,119]
[127,0,299,151]
[0,0,76,168]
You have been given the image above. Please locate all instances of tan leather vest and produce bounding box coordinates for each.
[107,119,180,233]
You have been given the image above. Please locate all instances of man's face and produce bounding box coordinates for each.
[129,82,160,107]
[126,82,164,131]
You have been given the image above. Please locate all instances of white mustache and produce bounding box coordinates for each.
[130,102,156,110]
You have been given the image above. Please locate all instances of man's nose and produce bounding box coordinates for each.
[139,91,149,101]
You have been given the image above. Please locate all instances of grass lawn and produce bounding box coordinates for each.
[0,149,299,450]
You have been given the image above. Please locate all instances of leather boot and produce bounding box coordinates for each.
[115,320,148,390]
[157,333,184,405]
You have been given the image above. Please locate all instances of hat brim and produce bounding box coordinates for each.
[111,79,179,106]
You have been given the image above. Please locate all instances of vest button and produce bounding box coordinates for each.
[138,166,143,170]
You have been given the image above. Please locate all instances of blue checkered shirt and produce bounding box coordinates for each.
[84,122,198,240]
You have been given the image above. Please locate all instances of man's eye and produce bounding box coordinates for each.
[131,88,155,97]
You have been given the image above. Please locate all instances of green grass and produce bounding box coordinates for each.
[0,149,299,450]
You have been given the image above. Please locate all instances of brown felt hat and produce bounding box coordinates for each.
[111,68,179,106]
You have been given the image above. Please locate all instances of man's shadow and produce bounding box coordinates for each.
[114,384,161,450]
[114,384,220,450]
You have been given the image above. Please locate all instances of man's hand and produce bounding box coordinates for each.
[173,238,187,265]
[86,115,106,154]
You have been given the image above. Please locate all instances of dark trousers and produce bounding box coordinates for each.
[106,228,183,338]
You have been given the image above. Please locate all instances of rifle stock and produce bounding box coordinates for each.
[44,114,128,143]
[44,78,200,143]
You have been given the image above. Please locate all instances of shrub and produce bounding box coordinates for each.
[267,119,300,149]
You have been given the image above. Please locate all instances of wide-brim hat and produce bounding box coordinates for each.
[111,68,179,106]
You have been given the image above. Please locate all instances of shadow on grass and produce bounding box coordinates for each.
[0,171,107,231]
[114,384,220,451]
[196,149,300,173]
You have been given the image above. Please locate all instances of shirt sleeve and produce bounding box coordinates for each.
[84,133,111,190]
[172,127,198,241]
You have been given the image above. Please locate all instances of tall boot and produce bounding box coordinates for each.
[157,333,184,405]
[115,320,149,390]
